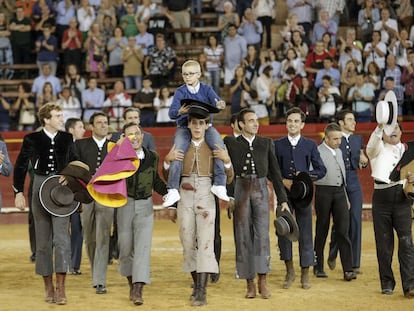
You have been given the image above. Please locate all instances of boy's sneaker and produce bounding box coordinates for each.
[211,185,230,202]
[163,189,181,207]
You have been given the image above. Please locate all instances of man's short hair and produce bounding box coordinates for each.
[286,107,306,122]
[324,123,342,136]
[89,112,109,125]
[122,122,141,134]
[65,118,82,132]
[38,103,62,126]
[238,108,255,125]
[123,107,141,120]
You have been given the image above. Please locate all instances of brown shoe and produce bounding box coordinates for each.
[43,275,55,303]
[55,273,67,305]
[282,260,296,289]
[258,274,271,299]
[245,279,256,299]
[133,282,144,305]
[301,267,311,289]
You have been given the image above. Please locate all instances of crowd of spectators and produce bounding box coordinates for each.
[0,0,414,130]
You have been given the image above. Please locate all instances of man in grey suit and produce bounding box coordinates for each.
[314,123,356,281]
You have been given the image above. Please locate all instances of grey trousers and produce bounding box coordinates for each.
[117,197,154,284]
[177,175,219,273]
[234,176,271,279]
[32,174,71,276]
[81,200,114,286]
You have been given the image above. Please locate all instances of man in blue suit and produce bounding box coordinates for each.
[274,107,326,289]
[327,110,368,274]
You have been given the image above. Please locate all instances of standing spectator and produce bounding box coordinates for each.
[153,85,173,125]
[146,4,174,40]
[280,47,305,80]
[383,54,402,87]
[122,35,144,90]
[340,60,358,106]
[121,107,156,150]
[35,24,58,76]
[135,22,154,57]
[366,61,382,96]
[256,65,278,117]
[313,123,356,282]
[327,110,368,275]
[363,31,387,73]
[31,63,61,99]
[274,107,326,290]
[0,134,12,211]
[395,0,413,30]
[223,24,247,85]
[315,0,345,26]
[133,76,156,127]
[347,73,375,122]
[243,44,261,88]
[337,28,363,72]
[82,78,105,122]
[358,0,380,45]
[374,7,398,44]
[304,40,330,84]
[203,35,224,96]
[241,89,269,124]
[120,2,138,37]
[9,6,31,65]
[312,10,338,46]
[104,80,132,125]
[117,122,167,306]
[280,13,306,52]
[84,23,107,79]
[389,28,412,68]
[74,112,113,295]
[62,64,86,105]
[163,0,191,45]
[260,49,282,82]
[55,0,75,48]
[107,26,127,78]
[314,57,340,89]
[294,76,318,122]
[136,0,156,24]
[57,87,82,121]
[218,1,240,42]
[213,0,236,15]
[237,8,263,52]
[224,108,289,299]
[252,0,274,49]
[144,33,176,88]
[317,75,341,122]
[96,0,117,29]
[37,82,57,108]
[366,116,414,298]
[286,0,314,40]
[236,0,253,20]
[401,50,414,115]
[0,12,13,79]
[229,65,251,114]
[287,29,308,62]
[77,0,95,39]
[61,18,82,70]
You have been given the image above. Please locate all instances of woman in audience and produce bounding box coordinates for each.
[243,44,261,89]
[153,85,173,126]
[294,76,318,122]
[256,64,278,117]
[358,0,380,45]
[321,32,336,58]
[96,0,117,28]
[280,47,304,80]
[37,81,57,107]
[288,30,308,62]
[84,22,107,79]
[63,64,86,104]
[12,82,36,130]
[218,1,239,42]
[229,65,250,114]
[317,75,341,122]
[259,49,281,83]
[107,26,127,78]
[57,86,82,121]
[203,34,224,96]
[280,13,305,52]
[340,60,359,107]
[365,61,381,97]
[389,28,412,68]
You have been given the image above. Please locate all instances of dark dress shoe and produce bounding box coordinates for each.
[381,288,393,295]
[96,285,107,294]
[314,269,328,278]
[404,288,414,298]
[327,258,336,270]
[353,267,362,274]
[210,273,220,283]
[344,271,357,281]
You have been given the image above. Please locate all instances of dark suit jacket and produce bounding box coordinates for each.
[390,141,414,181]
[13,130,76,192]
[74,137,109,174]
[339,134,364,171]
[225,135,288,204]
[274,136,326,181]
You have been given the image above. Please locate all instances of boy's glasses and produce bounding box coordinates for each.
[182,72,199,77]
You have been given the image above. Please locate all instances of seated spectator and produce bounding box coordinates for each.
[314,56,340,89]
[84,22,107,79]
[104,80,132,125]
[122,35,144,90]
[389,28,412,68]
[61,17,82,70]
[229,65,250,114]
[243,44,261,88]
[107,26,127,78]
[321,32,336,58]
[242,88,269,124]
[363,31,387,73]
[57,86,82,121]
[317,75,341,122]
[304,40,330,84]
[203,34,224,96]
[120,1,138,37]
[237,8,262,52]
[82,77,105,122]
[144,33,176,88]
[347,72,375,122]
[218,1,240,42]
[280,13,305,51]
[0,11,13,79]
[358,0,380,45]
[373,7,398,44]
[366,61,381,96]
[11,82,36,131]
[35,23,58,76]
[378,76,404,116]
[312,10,338,46]
[259,49,281,83]
[280,47,305,81]
[223,23,247,85]
[153,85,173,125]
[62,64,86,104]
[31,63,61,98]
[135,22,154,57]
[133,76,156,127]
[37,81,57,107]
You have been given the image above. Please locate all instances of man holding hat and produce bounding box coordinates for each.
[164,100,234,306]
[224,108,288,299]
[274,107,326,290]
[14,103,77,305]
[366,91,414,297]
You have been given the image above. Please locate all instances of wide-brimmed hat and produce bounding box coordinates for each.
[290,172,313,209]
[60,161,93,204]
[181,98,220,119]
[376,91,398,136]
[274,207,299,242]
[400,160,414,200]
[39,175,80,217]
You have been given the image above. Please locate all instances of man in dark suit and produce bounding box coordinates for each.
[328,110,368,274]
[314,123,356,281]
[74,112,114,295]
[224,108,289,299]
[274,107,326,290]
[14,103,77,305]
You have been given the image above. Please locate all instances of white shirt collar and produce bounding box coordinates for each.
[192,139,204,147]
[43,128,58,140]
[92,136,106,148]
[323,141,337,156]
[288,134,301,146]
[186,82,200,94]
[137,149,145,159]
[242,135,255,146]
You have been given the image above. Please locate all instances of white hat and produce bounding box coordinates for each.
[375,91,398,136]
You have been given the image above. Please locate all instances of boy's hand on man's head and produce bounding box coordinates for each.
[178,105,190,115]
